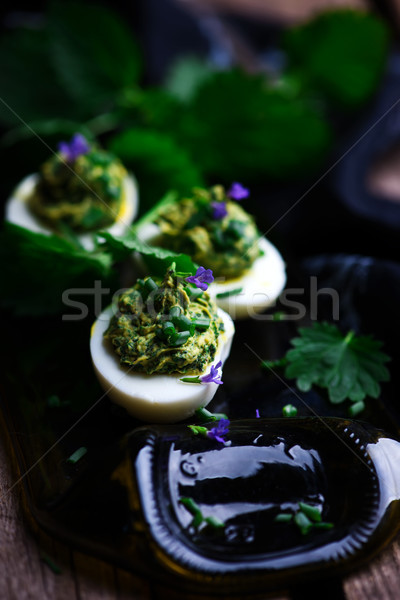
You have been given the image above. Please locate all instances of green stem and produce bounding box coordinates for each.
[344,330,355,345]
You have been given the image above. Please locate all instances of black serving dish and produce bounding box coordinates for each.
[1,255,400,594]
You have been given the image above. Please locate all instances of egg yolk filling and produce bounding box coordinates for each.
[154,185,261,279]
[28,147,127,232]
[104,265,224,375]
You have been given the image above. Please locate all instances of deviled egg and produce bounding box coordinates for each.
[137,184,286,319]
[6,134,138,250]
[90,264,234,423]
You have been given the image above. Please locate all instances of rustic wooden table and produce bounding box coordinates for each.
[1,414,400,600]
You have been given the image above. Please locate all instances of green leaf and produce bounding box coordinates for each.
[164,55,215,102]
[172,69,332,180]
[283,322,390,405]
[49,1,141,113]
[0,28,75,126]
[108,128,204,215]
[1,119,92,148]
[0,223,114,316]
[284,10,389,108]
[99,229,197,278]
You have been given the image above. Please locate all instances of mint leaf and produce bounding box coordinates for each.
[284,10,389,108]
[49,1,141,113]
[108,128,204,215]
[0,223,114,316]
[284,323,390,404]
[99,229,197,277]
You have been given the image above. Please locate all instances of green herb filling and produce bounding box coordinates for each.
[29,148,127,232]
[155,186,261,278]
[105,265,224,375]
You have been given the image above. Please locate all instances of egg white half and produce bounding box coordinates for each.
[137,224,286,320]
[90,305,235,423]
[208,236,286,319]
[5,173,139,251]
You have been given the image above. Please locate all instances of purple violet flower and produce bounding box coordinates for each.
[255,409,260,418]
[185,266,214,291]
[227,182,249,201]
[211,201,228,220]
[207,418,230,444]
[200,361,223,385]
[58,133,90,162]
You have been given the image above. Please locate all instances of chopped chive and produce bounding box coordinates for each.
[66,446,87,464]
[188,424,208,436]
[204,516,225,530]
[314,522,334,530]
[40,552,62,575]
[195,407,228,422]
[294,511,313,535]
[282,404,298,417]
[191,513,204,529]
[144,277,158,294]
[172,331,191,346]
[272,311,286,321]
[191,317,211,331]
[299,502,322,523]
[173,314,193,331]
[179,497,225,532]
[163,320,175,331]
[163,321,176,335]
[169,306,182,319]
[179,496,202,516]
[181,375,201,384]
[187,286,204,300]
[161,321,178,344]
[261,357,289,370]
[274,513,293,523]
[216,287,243,299]
[348,400,365,417]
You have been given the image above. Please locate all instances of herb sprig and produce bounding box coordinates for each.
[262,322,390,412]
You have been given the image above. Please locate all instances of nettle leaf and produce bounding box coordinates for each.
[49,1,141,113]
[284,10,389,108]
[165,55,215,102]
[284,322,390,404]
[173,70,332,180]
[108,128,204,214]
[0,223,114,316]
[100,228,197,278]
[0,28,75,126]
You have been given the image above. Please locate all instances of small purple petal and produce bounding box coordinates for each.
[227,182,249,201]
[185,267,214,290]
[200,361,223,385]
[255,409,260,418]
[58,133,90,162]
[58,141,70,156]
[207,418,230,443]
[211,201,228,220]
